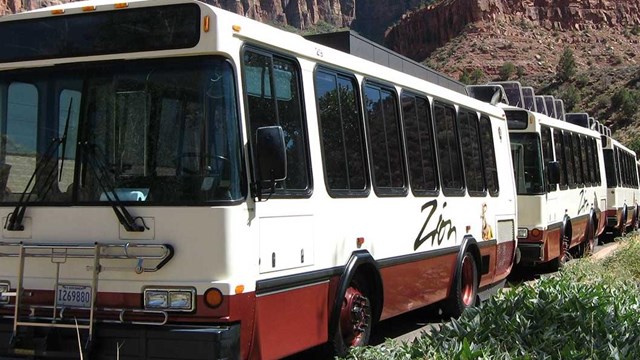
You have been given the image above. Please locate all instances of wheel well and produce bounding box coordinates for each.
[329,251,384,338]
[455,236,482,287]
[562,217,572,241]
[466,242,482,276]
[352,263,383,324]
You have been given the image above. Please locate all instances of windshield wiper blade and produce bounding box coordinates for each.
[81,143,147,232]
[5,137,62,231]
[4,99,75,231]
[58,98,73,182]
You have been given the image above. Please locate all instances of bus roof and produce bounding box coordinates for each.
[0,0,505,118]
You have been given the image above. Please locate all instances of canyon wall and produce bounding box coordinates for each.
[385,0,640,60]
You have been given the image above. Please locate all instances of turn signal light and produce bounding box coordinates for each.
[204,288,224,308]
[530,228,542,240]
[203,16,210,32]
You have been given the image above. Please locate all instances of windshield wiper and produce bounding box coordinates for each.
[81,142,147,232]
[4,99,74,231]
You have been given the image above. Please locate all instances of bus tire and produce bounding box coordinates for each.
[331,273,372,356]
[443,250,478,318]
[548,231,571,271]
[619,206,628,237]
[582,219,595,257]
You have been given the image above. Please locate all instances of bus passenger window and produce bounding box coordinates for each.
[364,82,406,196]
[458,110,485,196]
[479,116,499,196]
[433,102,464,195]
[401,92,438,195]
[243,49,310,195]
[314,69,367,195]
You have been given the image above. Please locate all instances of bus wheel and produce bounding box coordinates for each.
[444,251,478,318]
[619,208,628,237]
[333,280,372,354]
[583,221,595,257]
[548,233,571,272]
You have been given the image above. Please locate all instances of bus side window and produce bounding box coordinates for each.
[243,48,311,196]
[401,91,438,196]
[458,109,485,196]
[363,81,406,196]
[433,102,464,196]
[540,125,554,192]
[563,132,576,188]
[479,115,499,196]
[314,68,368,196]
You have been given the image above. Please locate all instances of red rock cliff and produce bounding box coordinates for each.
[0,0,423,42]
[385,0,640,61]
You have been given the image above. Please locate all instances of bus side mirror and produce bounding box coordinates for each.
[547,161,560,185]
[255,126,287,198]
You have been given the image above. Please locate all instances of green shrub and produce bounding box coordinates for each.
[611,88,639,117]
[346,236,640,360]
[459,68,485,85]
[499,62,516,81]
[560,84,581,112]
[557,47,576,82]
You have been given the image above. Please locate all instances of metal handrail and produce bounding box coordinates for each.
[0,242,173,273]
[3,241,175,351]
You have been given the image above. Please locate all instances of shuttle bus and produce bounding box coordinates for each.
[600,134,640,237]
[507,109,606,268]
[0,0,517,359]
[469,86,606,269]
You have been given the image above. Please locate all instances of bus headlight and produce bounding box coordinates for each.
[144,287,195,312]
[517,228,529,239]
[0,281,9,304]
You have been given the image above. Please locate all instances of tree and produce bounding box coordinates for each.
[611,88,639,118]
[561,85,581,112]
[459,68,485,85]
[557,47,576,82]
[499,62,516,81]
[470,68,485,84]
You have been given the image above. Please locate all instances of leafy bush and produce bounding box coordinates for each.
[560,84,581,112]
[499,62,516,81]
[346,237,640,360]
[611,88,639,118]
[459,68,485,85]
[557,47,576,82]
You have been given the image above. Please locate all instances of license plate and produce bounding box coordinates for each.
[56,284,92,308]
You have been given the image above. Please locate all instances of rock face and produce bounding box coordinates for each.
[0,0,421,42]
[0,0,354,27]
[385,0,640,61]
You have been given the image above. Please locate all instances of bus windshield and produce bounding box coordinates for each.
[0,57,243,204]
[510,133,545,195]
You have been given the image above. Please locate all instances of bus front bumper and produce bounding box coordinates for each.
[0,321,240,360]
[517,243,544,264]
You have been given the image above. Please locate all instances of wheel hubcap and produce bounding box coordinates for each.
[461,256,475,307]
[340,286,371,347]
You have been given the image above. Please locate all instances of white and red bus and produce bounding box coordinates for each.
[469,85,606,269]
[0,1,518,359]
[600,132,640,237]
